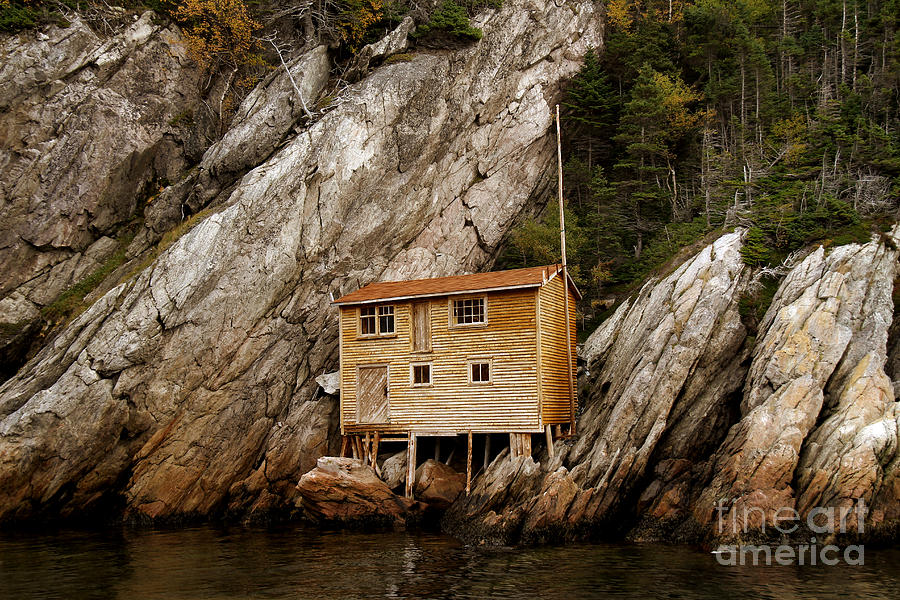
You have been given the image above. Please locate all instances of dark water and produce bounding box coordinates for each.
[1,525,898,599]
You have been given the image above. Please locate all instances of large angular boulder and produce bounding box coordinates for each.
[414,459,465,509]
[296,457,419,526]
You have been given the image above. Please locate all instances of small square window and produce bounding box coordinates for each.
[412,363,432,386]
[378,305,395,334]
[360,307,376,335]
[470,362,490,384]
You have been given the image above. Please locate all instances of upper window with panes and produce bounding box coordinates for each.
[359,304,395,337]
[450,296,486,326]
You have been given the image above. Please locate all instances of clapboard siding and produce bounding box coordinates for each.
[340,288,540,433]
[538,274,578,423]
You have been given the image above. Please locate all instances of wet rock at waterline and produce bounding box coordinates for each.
[295,457,421,526]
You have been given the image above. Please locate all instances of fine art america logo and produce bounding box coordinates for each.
[712,499,867,566]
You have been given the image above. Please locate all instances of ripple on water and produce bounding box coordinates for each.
[0,526,898,599]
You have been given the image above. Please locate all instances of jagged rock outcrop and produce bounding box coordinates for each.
[136,44,331,246]
[0,13,208,358]
[693,230,900,541]
[0,0,602,524]
[446,228,900,547]
[345,16,416,82]
[446,231,751,543]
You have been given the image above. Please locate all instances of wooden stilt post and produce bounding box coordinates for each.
[524,434,532,458]
[372,432,381,477]
[434,437,441,462]
[351,436,360,459]
[466,431,473,496]
[364,432,371,467]
[405,433,417,499]
[546,424,554,458]
[483,434,491,470]
[340,436,349,458]
[509,433,517,459]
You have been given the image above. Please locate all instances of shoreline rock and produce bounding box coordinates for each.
[446,228,900,549]
[295,457,421,527]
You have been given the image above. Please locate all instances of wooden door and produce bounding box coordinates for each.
[411,302,431,352]
[357,366,389,423]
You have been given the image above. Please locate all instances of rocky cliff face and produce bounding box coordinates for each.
[692,234,900,543]
[0,1,602,523]
[445,228,900,546]
[0,13,211,374]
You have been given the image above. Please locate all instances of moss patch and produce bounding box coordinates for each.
[383,52,415,65]
[41,233,134,326]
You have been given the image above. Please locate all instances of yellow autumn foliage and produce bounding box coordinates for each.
[607,0,687,34]
[336,0,383,52]
[652,70,703,136]
[176,0,261,69]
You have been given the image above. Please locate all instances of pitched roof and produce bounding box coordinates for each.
[333,264,581,306]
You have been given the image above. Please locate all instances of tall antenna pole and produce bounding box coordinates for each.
[556,104,576,435]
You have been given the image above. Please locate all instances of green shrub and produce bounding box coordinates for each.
[740,227,770,267]
[1,1,44,32]
[413,0,483,42]
[42,236,132,325]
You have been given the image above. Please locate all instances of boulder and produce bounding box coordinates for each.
[295,457,419,525]
[414,459,465,509]
[315,371,341,396]
[380,450,407,491]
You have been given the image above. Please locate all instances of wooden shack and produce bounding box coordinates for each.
[333,264,579,496]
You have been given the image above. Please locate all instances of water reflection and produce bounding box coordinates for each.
[0,525,897,599]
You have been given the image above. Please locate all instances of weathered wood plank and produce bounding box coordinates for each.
[357,366,389,424]
[405,433,417,499]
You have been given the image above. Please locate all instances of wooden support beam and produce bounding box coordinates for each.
[372,432,381,477]
[364,432,371,467]
[483,434,491,471]
[509,433,517,459]
[546,424,554,459]
[405,433,417,499]
[340,436,349,458]
[351,435,360,460]
[466,431,473,496]
[434,438,441,462]
[523,434,532,458]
